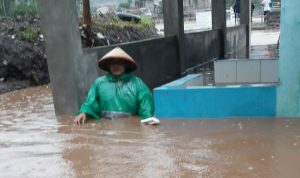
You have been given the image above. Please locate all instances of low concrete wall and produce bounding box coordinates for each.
[225,25,247,59]
[83,36,180,89]
[154,74,276,119]
[184,29,223,69]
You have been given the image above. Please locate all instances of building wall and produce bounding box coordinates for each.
[276,0,300,117]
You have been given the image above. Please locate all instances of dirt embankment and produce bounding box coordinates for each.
[0,14,159,94]
[0,16,47,94]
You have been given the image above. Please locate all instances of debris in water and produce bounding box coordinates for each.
[248,166,254,171]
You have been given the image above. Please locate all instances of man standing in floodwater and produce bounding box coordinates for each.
[262,0,271,23]
[74,47,160,125]
[233,0,241,25]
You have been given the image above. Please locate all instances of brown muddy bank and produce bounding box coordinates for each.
[0,16,48,93]
[1,86,300,177]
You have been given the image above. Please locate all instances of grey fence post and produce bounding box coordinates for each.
[240,0,251,58]
[212,0,226,58]
[163,0,185,73]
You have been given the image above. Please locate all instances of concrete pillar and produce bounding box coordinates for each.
[162,0,185,73]
[38,0,87,116]
[212,0,226,58]
[212,0,226,30]
[240,0,251,58]
[277,0,300,117]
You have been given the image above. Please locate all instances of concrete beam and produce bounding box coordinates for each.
[211,0,226,58]
[38,0,87,116]
[162,0,185,73]
[277,0,300,117]
[240,0,251,58]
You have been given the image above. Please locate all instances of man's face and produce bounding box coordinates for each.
[109,59,125,77]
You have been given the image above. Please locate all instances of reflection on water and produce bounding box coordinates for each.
[1,86,300,177]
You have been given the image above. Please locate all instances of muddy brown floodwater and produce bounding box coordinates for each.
[1,85,300,178]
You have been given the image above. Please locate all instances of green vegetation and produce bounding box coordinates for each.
[141,15,154,27]
[92,13,143,30]
[0,0,38,17]
[18,25,39,43]
[90,12,158,45]
[9,1,38,16]
[92,13,155,32]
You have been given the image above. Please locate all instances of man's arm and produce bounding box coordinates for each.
[74,113,87,125]
[136,78,160,125]
[74,80,101,124]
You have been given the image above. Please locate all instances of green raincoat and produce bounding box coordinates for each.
[79,73,154,120]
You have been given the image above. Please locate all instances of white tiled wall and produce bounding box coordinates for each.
[237,60,260,83]
[261,60,279,83]
[214,59,278,84]
[214,60,236,84]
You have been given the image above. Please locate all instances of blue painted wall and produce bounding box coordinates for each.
[276,0,300,117]
[154,76,276,119]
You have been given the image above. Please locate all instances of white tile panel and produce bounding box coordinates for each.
[214,60,236,84]
[237,60,260,83]
[261,59,279,83]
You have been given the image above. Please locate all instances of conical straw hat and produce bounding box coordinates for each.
[98,47,137,72]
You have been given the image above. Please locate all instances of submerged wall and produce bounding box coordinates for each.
[277,0,300,117]
[154,74,276,118]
